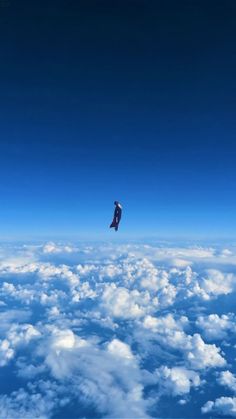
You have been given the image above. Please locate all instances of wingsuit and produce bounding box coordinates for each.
[110,201,122,231]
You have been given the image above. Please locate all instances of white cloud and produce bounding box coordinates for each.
[71,281,97,302]
[101,284,146,319]
[0,339,14,367]
[202,397,236,417]
[218,370,236,393]
[47,306,60,318]
[142,314,226,370]
[139,268,169,291]
[43,328,149,418]
[171,258,192,267]
[0,323,41,367]
[7,323,41,347]
[0,241,235,417]
[221,249,233,257]
[143,313,188,334]
[0,310,31,332]
[196,313,236,340]
[185,334,226,370]
[202,269,236,298]
[154,366,201,395]
[16,358,46,379]
[0,381,70,419]
[42,242,77,254]
[107,339,134,360]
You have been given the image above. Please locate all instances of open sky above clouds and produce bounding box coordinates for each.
[1,2,236,416]
[1,0,236,239]
[1,240,236,418]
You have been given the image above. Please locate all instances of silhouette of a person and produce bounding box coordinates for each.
[110,201,122,231]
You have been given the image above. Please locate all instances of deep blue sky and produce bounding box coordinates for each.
[0,0,236,239]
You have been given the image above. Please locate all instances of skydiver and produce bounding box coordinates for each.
[110,201,122,231]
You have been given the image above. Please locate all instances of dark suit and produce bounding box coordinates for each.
[110,204,122,231]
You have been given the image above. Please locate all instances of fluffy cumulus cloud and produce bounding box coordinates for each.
[0,338,14,367]
[42,242,77,254]
[196,313,236,340]
[101,284,148,319]
[107,338,134,360]
[200,269,236,299]
[202,371,236,417]
[142,314,225,370]
[0,381,70,419]
[202,397,236,417]
[43,328,148,418]
[153,366,201,396]
[0,241,236,417]
[218,370,236,392]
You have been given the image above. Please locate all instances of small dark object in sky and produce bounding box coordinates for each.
[110,201,122,231]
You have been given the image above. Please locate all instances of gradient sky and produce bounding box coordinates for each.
[0,0,236,239]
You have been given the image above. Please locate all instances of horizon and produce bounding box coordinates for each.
[1,2,236,418]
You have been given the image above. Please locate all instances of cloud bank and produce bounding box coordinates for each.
[0,241,236,417]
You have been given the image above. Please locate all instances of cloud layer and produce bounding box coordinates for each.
[0,241,236,417]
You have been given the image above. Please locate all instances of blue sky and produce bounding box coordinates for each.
[0,0,236,239]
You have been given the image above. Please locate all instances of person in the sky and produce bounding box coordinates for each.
[110,201,122,231]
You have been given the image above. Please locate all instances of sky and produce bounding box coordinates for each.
[0,0,236,239]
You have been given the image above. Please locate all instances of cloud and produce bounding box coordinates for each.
[142,314,226,370]
[0,241,236,417]
[143,313,188,335]
[196,313,236,340]
[101,284,147,319]
[202,397,236,417]
[200,269,236,299]
[0,310,31,332]
[7,323,41,347]
[16,359,46,379]
[107,338,134,360]
[0,339,14,367]
[42,242,78,254]
[0,381,70,419]
[218,370,236,393]
[153,366,201,396]
[42,328,149,418]
[0,323,41,367]
[170,258,192,268]
[185,334,226,370]
[182,268,236,301]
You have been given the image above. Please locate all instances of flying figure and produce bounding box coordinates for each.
[110,201,122,231]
